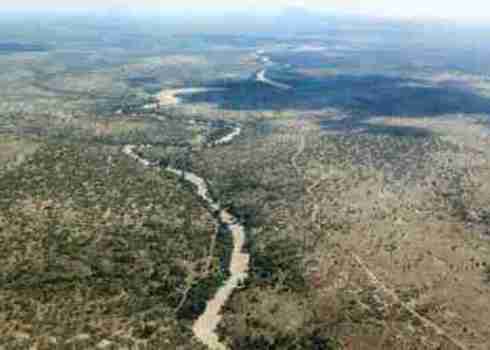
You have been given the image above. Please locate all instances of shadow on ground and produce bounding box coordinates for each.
[182,72,490,116]
[179,71,490,137]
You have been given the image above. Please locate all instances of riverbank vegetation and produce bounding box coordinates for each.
[0,142,225,348]
[187,117,490,349]
[2,14,490,350]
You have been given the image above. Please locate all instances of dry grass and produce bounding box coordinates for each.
[92,120,148,137]
[0,135,38,162]
[185,116,490,349]
[301,119,490,349]
[0,135,39,174]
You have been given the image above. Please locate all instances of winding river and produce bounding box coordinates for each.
[256,69,292,90]
[122,125,249,350]
[254,50,292,90]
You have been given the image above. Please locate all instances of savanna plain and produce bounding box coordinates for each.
[1,13,490,350]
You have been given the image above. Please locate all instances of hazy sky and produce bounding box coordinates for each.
[3,0,490,22]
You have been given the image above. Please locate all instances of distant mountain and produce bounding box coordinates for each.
[273,7,331,35]
[138,7,336,36]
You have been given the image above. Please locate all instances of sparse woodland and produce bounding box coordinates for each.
[187,120,490,349]
[1,18,490,350]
